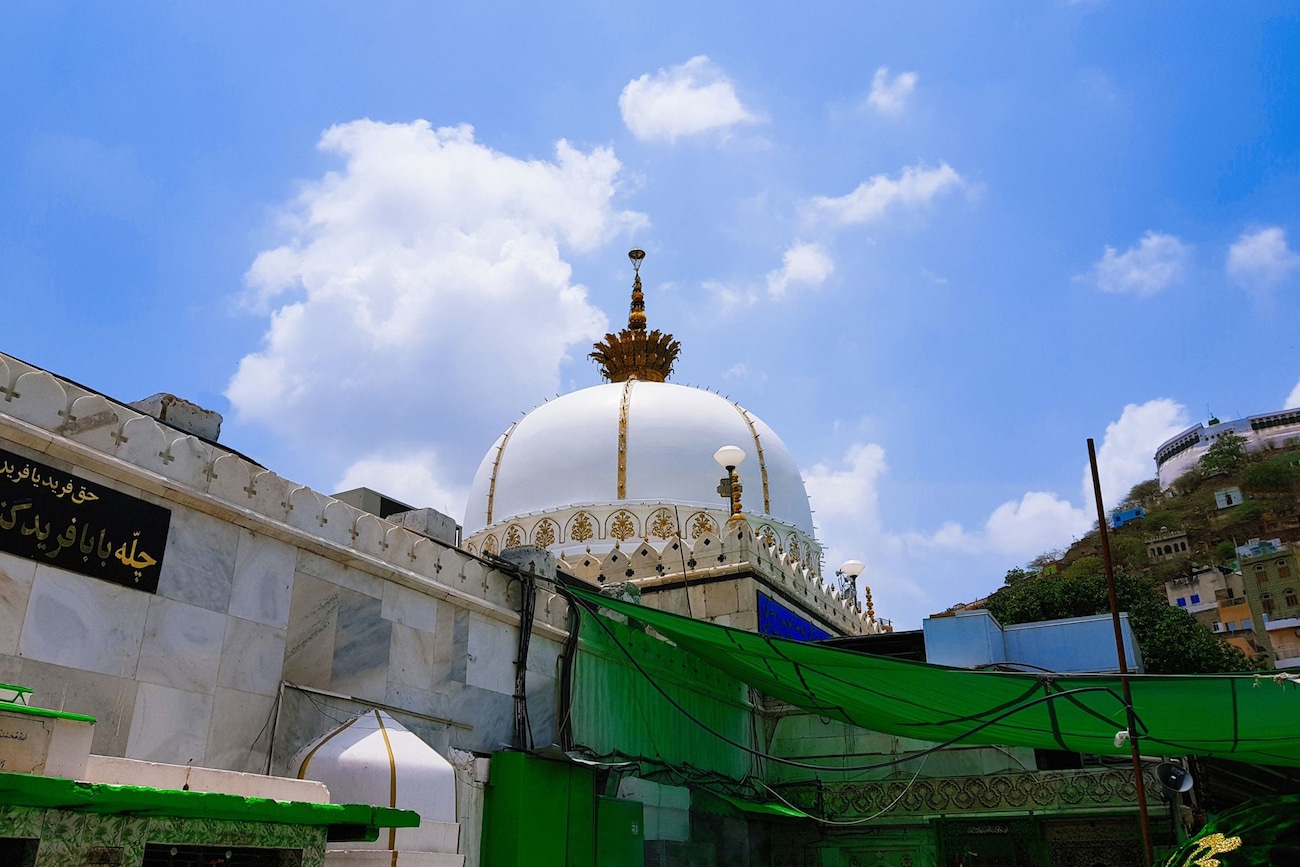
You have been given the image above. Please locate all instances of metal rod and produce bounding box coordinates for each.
[1088,438,1153,867]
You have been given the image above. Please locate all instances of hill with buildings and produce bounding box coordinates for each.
[973,433,1300,672]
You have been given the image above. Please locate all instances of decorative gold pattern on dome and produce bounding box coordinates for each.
[590,250,681,383]
[483,535,498,554]
[733,405,772,514]
[533,518,557,548]
[610,510,636,541]
[690,512,717,539]
[484,420,519,526]
[758,525,777,548]
[504,524,523,549]
[617,379,634,499]
[650,509,676,539]
[569,511,595,543]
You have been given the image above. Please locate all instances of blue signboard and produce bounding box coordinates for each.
[757,591,830,641]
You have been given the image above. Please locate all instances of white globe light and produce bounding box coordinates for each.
[713,444,746,469]
[839,559,865,579]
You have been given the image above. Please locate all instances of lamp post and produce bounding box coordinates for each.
[713,445,746,522]
[837,559,865,612]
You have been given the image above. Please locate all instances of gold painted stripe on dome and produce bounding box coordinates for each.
[617,379,635,499]
[484,419,520,527]
[733,404,771,515]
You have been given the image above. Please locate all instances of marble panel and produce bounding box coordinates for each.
[206,686,278,773]
[704,581,739,617]
[19,565,149,677]
[296,549,383,599]
[286,485,330,535]
[319,500,360,548]
[218,616,287,696]
[445,684,513,754]
[61,394,128,454]
[7,370,67,430]
[116,416,172,474]
[15,657,138,756]
[155,506,239,613]
[389,622,437,689]
[136,596,226,692]
[0,554,37,655]
[206,453,254,507]
[158,434,213,490]
[525,673,557,746]
[447,608,469,685]
[125,682,213,764]
[229,530,295,628]
[354,514,389,558]
[385,682,438,719]
[409,536,442,578]
[465,613,516,696]
[382,525,418,571]
[248,470,289,521]
[526,634,562,678]
[381,581,440,634]
[330,590,390,701]
[282,573,340,687]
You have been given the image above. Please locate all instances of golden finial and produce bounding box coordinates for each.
[590,248,681,382]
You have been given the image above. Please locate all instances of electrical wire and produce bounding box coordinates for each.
[560,586,1144,774]
[760,753,930,826]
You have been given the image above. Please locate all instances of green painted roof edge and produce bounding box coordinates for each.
[0,702,95,724]
[0,771,419,838]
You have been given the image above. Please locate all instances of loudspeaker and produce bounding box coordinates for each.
[1156,761,1193,794]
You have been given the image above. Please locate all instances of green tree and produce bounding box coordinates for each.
[1242,456,1300,492]
[982,568,1255,674]
[1199,432,1248,472]
[1122,478,1161,508]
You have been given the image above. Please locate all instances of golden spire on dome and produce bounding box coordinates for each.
[590,248,681,383]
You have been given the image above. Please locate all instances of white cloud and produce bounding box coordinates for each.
[1285,379,1300,410]
[808,162,964,227]
[1084,398,1189,508]
[804,399,1188,629]
[1085,231,1190,296]
[866,67,918,116]
[619,56,760,144]
[228,120,644,481]
[1227,227,1300,299]
[766,242,834,298]
[335,450,466,518]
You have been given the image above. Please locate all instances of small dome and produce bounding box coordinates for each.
[291,710,455,851]
[464,381,813,538]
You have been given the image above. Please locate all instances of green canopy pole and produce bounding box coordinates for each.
[1088,437,1153,867]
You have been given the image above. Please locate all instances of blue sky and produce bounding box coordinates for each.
[3,3,1299,628]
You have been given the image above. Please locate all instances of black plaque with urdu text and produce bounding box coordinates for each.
[0,446,170,593]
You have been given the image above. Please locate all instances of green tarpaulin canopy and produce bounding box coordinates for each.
[569,586,1300,768]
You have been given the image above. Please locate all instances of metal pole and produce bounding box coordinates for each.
[1088,438,1154,867]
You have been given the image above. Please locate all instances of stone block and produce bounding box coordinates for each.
[20,566,149,678]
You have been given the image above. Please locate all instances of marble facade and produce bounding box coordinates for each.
[0,350,566,801]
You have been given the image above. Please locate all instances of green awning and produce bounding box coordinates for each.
[0,772,420,842]
[569,586,1300,768]
[695,790,808,819]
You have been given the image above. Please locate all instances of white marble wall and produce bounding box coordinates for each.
[0,414,563,777]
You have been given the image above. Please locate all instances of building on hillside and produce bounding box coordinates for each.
[1164,565,1243,631]
[1237,539,1300,668]
[1215,486,1244,510]
[1146,527,1192,562]
[1154,410,1300,489]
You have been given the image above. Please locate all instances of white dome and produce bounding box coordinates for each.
[291,710,456,852]
[464,380,814,537]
